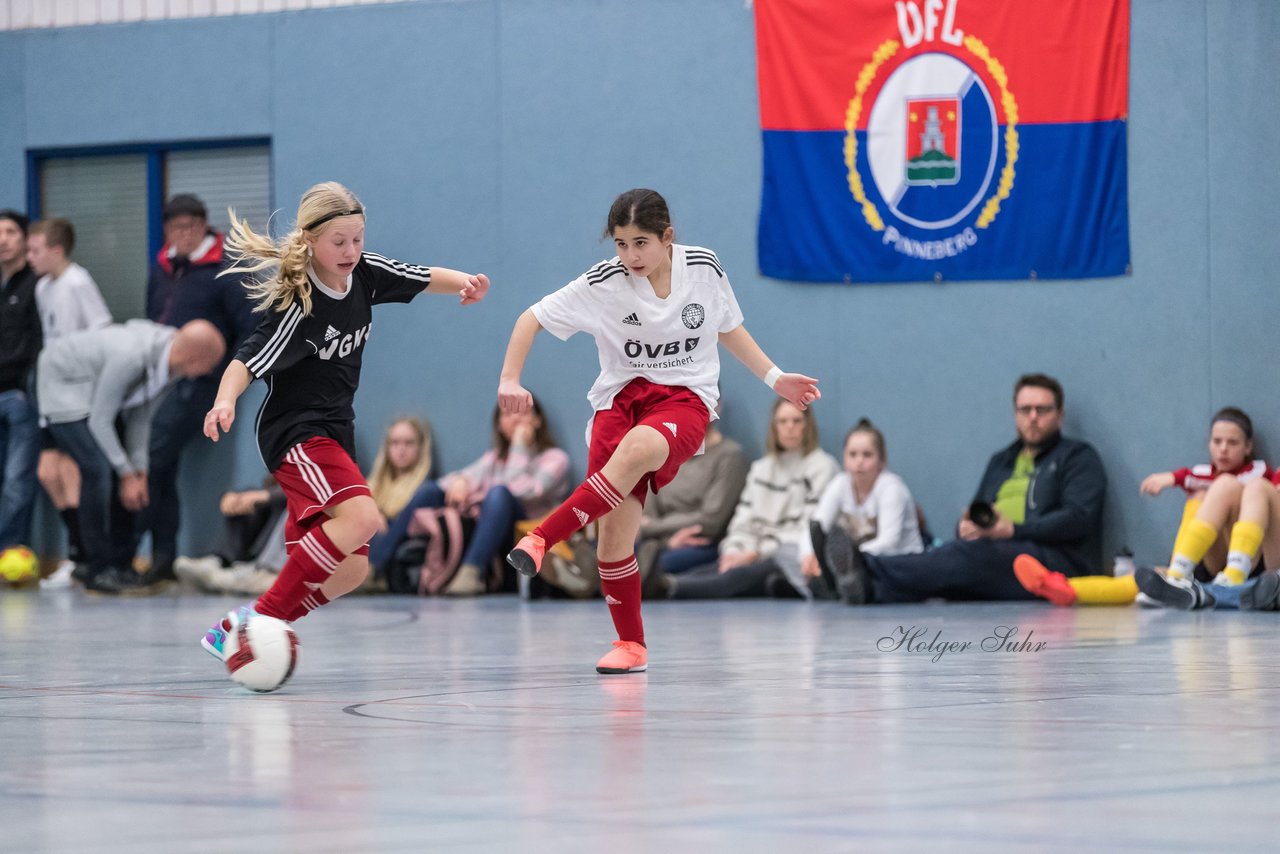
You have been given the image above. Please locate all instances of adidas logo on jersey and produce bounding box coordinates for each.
[605,594,622,605]
[621,313,642,326]
[573,507,590,526]
[324,325,341,341]
[663,422,678,436]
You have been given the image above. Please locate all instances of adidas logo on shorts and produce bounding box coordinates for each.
[621,313,642,326]
[663,422,678,436]
[573,507,590,525]
[324,325,341,341]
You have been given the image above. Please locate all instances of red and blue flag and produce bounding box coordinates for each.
[755,0,1130,282]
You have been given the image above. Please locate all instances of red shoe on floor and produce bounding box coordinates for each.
[595,640,648,674]
[1013,554,1077,607]
[506,534,546,577]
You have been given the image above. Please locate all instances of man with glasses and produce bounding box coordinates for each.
[141,194,254,588]
[827,373,1107,604]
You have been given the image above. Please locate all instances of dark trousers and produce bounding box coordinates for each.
[0,389,39,549]
[659,544,721,574]
[214,498,286,565]
[670,558,781,599]
[146,376,217,569]
[48,420,136,576]
[863,539,1056,603]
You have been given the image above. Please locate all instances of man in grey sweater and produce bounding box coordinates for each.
[38,318,224,593]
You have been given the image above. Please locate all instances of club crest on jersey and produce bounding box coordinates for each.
[845,0,1018,264]
[681,304,705,329]
[318,321,371,360]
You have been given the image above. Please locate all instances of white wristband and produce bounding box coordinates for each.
[763,366,784,389]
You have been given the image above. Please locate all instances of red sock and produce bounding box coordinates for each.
[256,526,345,620]
[599,555,644,646]
[284,589,330,622]
[533,471,625,548]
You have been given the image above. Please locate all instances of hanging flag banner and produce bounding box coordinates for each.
[755,0,1130,283]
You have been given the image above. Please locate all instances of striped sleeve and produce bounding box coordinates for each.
[362,252,432,305]
[236,303,313,379]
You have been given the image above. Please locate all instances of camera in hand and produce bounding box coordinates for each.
[968,500,996,529]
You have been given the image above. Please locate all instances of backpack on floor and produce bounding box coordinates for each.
[405,506,475,595]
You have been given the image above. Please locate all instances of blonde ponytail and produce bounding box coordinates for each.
[220,181,365,316]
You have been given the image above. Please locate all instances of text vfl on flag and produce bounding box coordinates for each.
[755,0,1131,283]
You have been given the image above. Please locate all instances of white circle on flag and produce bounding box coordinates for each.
[866,52,998,229]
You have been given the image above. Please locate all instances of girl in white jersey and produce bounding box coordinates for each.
[498,188,820,674]
[199,182,489,670]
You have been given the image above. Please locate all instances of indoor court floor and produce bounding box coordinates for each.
[1,589,1277,852]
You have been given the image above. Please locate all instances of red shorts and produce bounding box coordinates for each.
[587,378,711,504]
[272,436,372,557]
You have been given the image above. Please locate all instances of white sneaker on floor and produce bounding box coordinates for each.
[209,562,277,595]
[41,560,76,589]
[1135,591,1163,608]
[173,556,225,591]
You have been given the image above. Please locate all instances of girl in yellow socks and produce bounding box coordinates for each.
[1137,471,1280,610]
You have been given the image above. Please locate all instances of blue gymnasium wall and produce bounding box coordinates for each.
[1,0,1277,566]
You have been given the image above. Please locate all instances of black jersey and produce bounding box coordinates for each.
[235,252,431,471]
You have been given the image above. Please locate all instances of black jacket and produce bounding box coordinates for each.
[973,432,1107,576]
[145,231,255,366]
[0,264,41,394]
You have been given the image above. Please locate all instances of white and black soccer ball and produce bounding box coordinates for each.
[225,616,299,693]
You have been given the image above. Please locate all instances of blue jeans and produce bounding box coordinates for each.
[48,420,137,576]
[146,376,217,569]
[659,544,721,575]
[0,389,40,549]
[368,480,445,570]
[367,481,525,580]
[462,485,524,572]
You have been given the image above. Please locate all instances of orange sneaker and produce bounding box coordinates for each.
[1013,554,1077,607]
[506,534,546,577]
[595,640,648,674]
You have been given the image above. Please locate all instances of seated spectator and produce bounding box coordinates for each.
[368,396,570,596]
[1119,465,1280,611]
[635,410,748,593]
[830,374,1106,605]
[368,416,434,522]
[172,479,287,592]
[27,217,113,582]
[0,210,39,556]
[809,418,923,597]
[1017,407,1269,608]
[1140,406,1268,582]
[656,399,838,600]
[38,319,225,594]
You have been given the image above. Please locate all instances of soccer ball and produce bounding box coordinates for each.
[224,616,299,693]
[0,546,39,585]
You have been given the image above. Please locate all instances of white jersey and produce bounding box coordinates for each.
[531,244,745,416]
[36,262,112,341]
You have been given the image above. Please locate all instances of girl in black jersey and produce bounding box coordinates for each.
[199,181,488,664]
